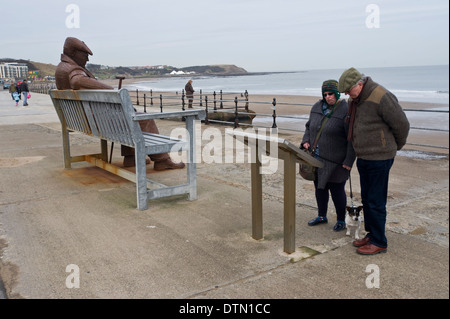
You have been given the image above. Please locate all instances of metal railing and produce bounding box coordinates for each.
[29,82,449,151]
[130,89,448,151]
[29,81,57,94]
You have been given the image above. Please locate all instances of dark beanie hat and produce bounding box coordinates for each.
[322,79,340,100]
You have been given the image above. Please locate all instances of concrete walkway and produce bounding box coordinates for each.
[0,89,448,300]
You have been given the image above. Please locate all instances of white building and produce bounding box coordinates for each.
[169,70,196,75]
[170,70,185,75]
[0,63,29,81]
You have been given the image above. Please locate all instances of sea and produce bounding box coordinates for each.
[125,65,449,105]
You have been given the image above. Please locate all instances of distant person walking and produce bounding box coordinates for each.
[9,82,17,100]
[13,91,21,106]
[19,79,29,106]
[338,67,410,255]
[185,80,195,108]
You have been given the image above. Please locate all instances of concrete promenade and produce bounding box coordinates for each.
[0,90,448,301]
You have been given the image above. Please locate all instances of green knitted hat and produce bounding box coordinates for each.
[338,67,362,93]
[322,79,340,100]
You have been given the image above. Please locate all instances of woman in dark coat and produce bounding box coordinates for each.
[301,80,356,231]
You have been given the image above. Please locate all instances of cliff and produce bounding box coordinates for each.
[178,64,247,75]
[0,58,248,79]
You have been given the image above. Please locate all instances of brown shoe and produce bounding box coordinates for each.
[356,243,387,255]
[123,156,150,167]
[153,158,185,171]
[352,236,370,247]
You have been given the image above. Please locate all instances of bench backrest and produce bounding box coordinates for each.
[49,89,142,147]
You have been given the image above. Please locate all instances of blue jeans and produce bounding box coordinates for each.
[23,92,28,105]
[357,158,394,248]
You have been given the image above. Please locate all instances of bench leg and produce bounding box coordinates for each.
[135,150,148,210]
[62,127,71,169]
[187,162,197,201]
[100,139,108,162]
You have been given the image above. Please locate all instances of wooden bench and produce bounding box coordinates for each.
[49,89,205,210]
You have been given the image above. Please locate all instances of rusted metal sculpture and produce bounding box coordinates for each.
[55,37,184,170]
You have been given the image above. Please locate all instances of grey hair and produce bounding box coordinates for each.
[358,74,368,84]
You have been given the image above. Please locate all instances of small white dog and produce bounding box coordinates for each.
[345,205,364,239]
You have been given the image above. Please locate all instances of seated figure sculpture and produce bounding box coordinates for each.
[55,37,185,170]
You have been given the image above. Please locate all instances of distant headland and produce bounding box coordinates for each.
[1,58,288,80]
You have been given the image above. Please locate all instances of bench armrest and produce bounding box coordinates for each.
[132,109,206,121]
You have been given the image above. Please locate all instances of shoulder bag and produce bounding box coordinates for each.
[299,101,340,181]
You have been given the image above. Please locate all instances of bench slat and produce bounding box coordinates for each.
[143,133,181,144]
[61,99,92,135]
[89,101,135,147]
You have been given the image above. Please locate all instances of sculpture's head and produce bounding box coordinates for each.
[63,37,93,67]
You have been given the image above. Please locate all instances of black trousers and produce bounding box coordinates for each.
[314,180,347,222]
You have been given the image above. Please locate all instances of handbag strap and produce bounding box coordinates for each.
[312,117,329,150]
[311,100,341,150]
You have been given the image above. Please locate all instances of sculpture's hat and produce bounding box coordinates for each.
[63,37,93,55]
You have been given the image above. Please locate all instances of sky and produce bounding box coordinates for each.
[1,0,449,72]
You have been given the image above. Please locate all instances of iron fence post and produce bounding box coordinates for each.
[272,98,277,128]
[204,95,209,124]
[143,94,147,113]
[245,90,249,111]
[182,90,185,111]
[234,96,239,128]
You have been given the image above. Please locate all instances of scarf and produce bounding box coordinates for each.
[346,99,357,141]
[346,78,367,141]
[323,99,340,118]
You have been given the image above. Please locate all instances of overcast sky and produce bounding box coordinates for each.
[1,0,448,72]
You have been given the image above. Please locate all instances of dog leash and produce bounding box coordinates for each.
[349,173,355,208]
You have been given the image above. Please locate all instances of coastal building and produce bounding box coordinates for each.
[0,62,29,81]
[170,70,186,75]
[169,70,196,75]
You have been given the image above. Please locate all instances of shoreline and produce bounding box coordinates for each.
[100,77,448,113]
[100,77,450,108]
[99,78,449,155]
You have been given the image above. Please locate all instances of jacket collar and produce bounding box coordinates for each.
[60,54,78,65]
[358,77,378,101]
[348,76,377,105]
[60,54,96,78]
